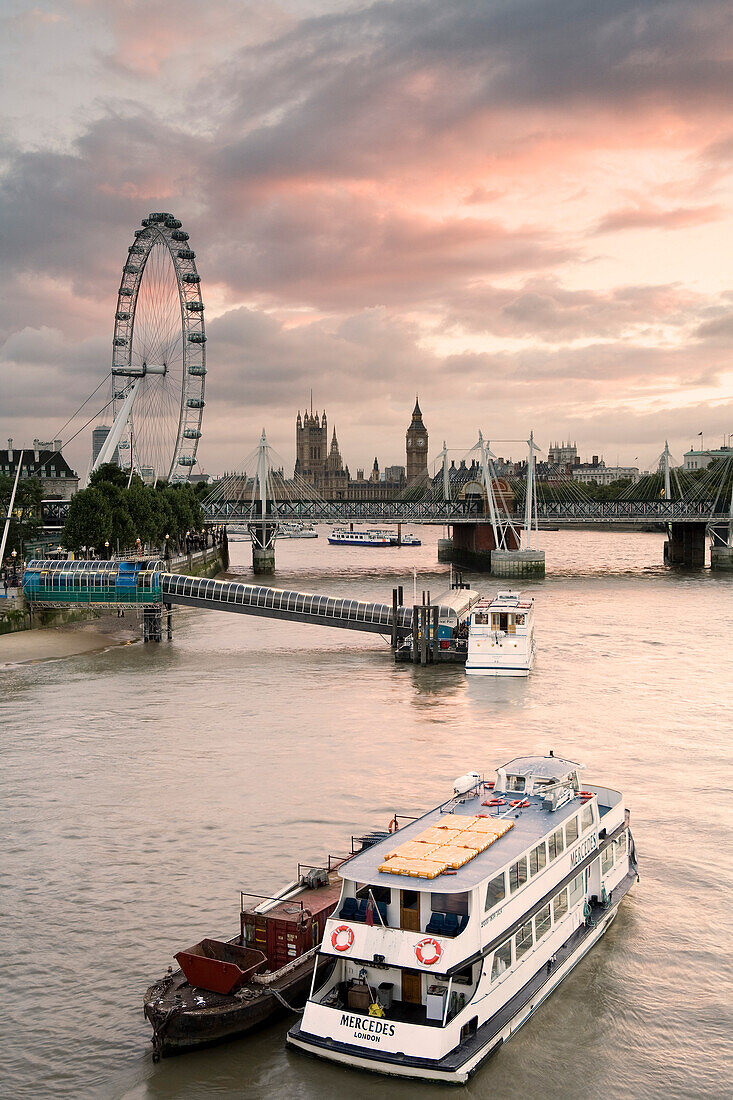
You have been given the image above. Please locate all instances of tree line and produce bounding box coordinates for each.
[61,465,206,554]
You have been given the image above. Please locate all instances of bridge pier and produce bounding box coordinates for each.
[663,523,706,568]
[491,549,546,579]
[710,525,733,571]
[249,522,277,575]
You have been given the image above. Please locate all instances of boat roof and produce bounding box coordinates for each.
[501,754,583,780]
[430,588,481,618]
[472,590,534,611]
[343,783,587,894]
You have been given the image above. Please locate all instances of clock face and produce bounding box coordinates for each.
[417,437,425,447]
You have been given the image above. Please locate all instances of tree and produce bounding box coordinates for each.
[62,488,113,551]
[0,475,43,556]
[89,463,130,489]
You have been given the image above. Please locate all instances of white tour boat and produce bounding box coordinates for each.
[288,755,637,1084]
[466,591,535,676]
[328,528,392,546]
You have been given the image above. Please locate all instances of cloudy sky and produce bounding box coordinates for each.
[1,0,732,477]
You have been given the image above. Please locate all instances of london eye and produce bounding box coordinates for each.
[91,212,206,483]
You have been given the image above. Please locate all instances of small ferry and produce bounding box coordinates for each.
[328,529,392,546]
[288,755,638,1084]
[466,591,535,676]
[143,864,342,1060]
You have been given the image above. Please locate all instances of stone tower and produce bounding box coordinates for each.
[406,396,428,484]
[295,408,328,484]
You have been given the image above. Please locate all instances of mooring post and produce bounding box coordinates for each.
[391,588,398,650]
[397,522,402,547]
[420,606,428,666]
[432,605,439,662]
[165,602,173,641]
[412,606,419,663]
[398,585,403,605]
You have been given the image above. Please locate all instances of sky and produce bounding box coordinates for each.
[1,0,732,478]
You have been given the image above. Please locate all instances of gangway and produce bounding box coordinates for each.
[160,573,460,638]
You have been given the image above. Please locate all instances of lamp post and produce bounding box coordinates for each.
[104,539,110,560]
[11,548,17,588]
[164,533,170,561]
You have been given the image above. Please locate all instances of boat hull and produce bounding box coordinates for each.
[145,956,322,1058]
[288,869,636,1084]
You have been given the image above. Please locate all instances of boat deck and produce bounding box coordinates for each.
[344,784,593,892]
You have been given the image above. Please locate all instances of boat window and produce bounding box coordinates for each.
[529,842,547,876]
[601,845,614,874]
[534,903,551,941]
[515,614,525,626]
[506,776,526,793]
[474,613,488,625]
[581,804,594,833]
[568,872,584,907]
[615,832,627,857]
[430,892,469,915]
[515,921,533,960]
[548,828,565,861]
[565,816,579,844]
[491,941,512,981]
[553,888,568,921]
[509,857,527,894]
[491,613,501,629]
[485,872,506,911]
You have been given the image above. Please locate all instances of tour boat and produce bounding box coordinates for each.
[466,591,535,677]
[287,756,638,1084]
[328,529,392,546]
[143,864,342,1060]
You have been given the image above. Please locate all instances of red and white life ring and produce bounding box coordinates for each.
[331,925,354,952]
[415,937,443,966]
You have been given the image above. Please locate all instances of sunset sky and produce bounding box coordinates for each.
[1,0,732,477]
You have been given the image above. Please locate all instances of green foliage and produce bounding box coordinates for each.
[0,474,44,555]
[61,478,205,553]
[89,463,132,489]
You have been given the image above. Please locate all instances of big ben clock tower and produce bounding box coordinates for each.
[406,396,428,484]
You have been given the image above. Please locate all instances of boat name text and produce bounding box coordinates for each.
[339,1013,396,1042]
[571,833,598,867]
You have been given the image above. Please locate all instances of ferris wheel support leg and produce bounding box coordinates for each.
[86,379,140,486]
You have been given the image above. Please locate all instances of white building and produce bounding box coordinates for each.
[571,459,639,485]
[683,446,733,471]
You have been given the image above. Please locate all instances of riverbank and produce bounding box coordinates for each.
[0,613,139,668]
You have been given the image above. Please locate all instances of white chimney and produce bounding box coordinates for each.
[7,438,12,462]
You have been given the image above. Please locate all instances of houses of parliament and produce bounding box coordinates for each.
[294,399,428,499]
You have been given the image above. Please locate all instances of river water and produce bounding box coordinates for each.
[2,529,732,1099]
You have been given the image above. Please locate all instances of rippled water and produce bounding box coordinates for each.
[2,529,732,1100]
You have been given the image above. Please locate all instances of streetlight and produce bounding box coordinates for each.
[104,539,110,560]
[11,548,17,588]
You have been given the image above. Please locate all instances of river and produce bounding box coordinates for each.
[2,528,731,1099]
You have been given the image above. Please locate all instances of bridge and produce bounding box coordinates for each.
[36,433,732,573]
[22,559,473,661]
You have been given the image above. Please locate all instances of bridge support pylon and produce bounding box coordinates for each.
[491,549,545,578]
[663,522,706,568]
[249,522,277,574]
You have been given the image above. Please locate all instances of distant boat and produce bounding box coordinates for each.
[328,528,392,546]
[362,528,423,547]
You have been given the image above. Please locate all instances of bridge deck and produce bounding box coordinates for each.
[161,574,454,636]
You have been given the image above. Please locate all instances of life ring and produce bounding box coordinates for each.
[510,799,523,807]
[487,798,506,807]
[415,937,443,966]
[388,816,399,834]
[331,925,354,952]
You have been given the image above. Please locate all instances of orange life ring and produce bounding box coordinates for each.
[388,816,399,834]
[415,937,443,966]
[487,798,506,807]
[510,799,523,807]
[331,925,354,952]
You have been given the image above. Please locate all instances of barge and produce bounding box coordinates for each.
[287,755,638,1084]
[144,864,342,1060]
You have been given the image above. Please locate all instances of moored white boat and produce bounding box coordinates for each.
[287,755,637,1084]
[466,591,535,676]
[328,528,392,546]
